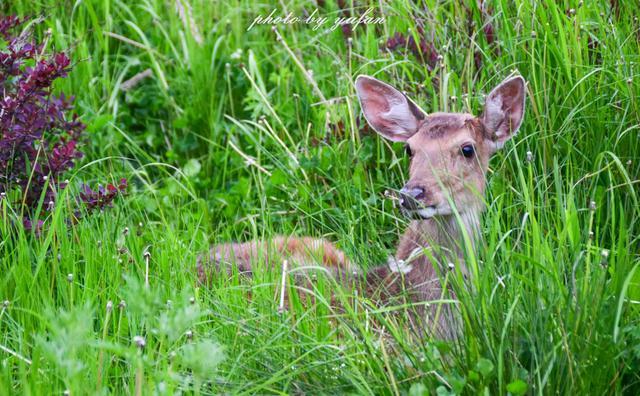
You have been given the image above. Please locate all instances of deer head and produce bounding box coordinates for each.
[355,75,526,219]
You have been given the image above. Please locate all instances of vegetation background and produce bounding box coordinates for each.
[1,0,639,394]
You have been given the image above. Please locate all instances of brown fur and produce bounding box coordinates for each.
[198,74,525,339]
[197,236,355,282]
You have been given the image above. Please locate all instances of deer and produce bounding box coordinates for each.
[197,74,526,338]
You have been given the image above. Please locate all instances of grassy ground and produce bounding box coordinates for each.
[1,0,639,394]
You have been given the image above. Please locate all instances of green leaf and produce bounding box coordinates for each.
[183,159,202,177]
[475,358,494,378]
[269,169,288,186]
[172,116,188,129]
[436,386,454,396]
[445,374,466,394]
[87,114,112,132]
[408,383,428,396]
[506,379,528,395]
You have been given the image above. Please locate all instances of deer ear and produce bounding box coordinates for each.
[482,75,526,151]
[355,75,426,142]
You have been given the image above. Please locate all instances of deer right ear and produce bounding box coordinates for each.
[355,75,426,142]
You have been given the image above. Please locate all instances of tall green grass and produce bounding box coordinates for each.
[1,0,639,394]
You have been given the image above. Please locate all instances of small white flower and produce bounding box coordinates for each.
[133,335,146,348]
[526,151,533,162]
[230,48,243,60]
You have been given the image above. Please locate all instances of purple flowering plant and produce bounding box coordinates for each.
[0,15,126,232]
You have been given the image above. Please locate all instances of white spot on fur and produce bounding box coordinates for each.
[387,256,413,274]
[310,239,323,252]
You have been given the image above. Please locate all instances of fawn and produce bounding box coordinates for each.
[198,74,526,337]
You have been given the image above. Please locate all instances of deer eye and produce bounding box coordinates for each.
[460,144,475,158]
[404,145,413,157]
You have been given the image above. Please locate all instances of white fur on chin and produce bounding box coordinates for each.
[417,207,437,218]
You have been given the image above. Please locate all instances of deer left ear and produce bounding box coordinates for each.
[482,75,526,151]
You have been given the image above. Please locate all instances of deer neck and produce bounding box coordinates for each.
[393,208,481,280]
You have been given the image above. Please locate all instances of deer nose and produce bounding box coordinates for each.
[399,187,425,210]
